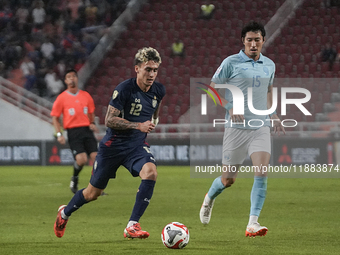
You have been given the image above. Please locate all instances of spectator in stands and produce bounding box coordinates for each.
[85,3,98,26]
[32,0,46,32]
[171,38,185,57]
[35,57,48,97]
[20,55,36,91]
[45,68,64,100]
[74,58,85,71]
[82,33,97,56]
[320,43,337,70]
[199,4,215,20]
[0,2,13,30]
[40,37,55,63]
[54,59,66,80]
[61,30,76,50]
[15,3,30,34]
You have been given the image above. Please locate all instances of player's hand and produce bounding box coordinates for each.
[229,108,245,123]
[138,120,155,133]
[57,136,66,145]
[271,115,286,136]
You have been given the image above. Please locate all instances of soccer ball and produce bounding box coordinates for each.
[161,222,189,249]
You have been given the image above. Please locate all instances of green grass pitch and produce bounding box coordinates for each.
[0,165,339,255]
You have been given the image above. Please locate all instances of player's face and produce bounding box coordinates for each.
[64,72,78,88]
[135,61,159,89]
[242,31,265,60]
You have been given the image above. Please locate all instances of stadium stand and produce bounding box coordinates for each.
[272,0,340,122]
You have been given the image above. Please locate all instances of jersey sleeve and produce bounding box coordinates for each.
[50,94,63,117]
[109,83,128,111]
[211,58,232,84]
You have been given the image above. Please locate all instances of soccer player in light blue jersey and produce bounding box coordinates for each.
[199,22,285,237]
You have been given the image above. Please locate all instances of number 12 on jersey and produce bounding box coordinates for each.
[130,103,142,116]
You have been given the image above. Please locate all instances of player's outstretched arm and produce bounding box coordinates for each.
[105,105,155,133]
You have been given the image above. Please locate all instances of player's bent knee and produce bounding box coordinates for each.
[83,185,103,201]
[141,169,157,180]
[76,153,88,166]
[140,163,158,180]
[221,177,236,188]
[83,190,101,201]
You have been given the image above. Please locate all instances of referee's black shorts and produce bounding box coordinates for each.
[67,126,98,159]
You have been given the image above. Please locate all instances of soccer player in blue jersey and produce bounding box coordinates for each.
[199,22,285,237]
[54,47,166,239]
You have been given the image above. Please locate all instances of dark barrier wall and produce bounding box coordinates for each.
[272,139,333,165]
[0,138,338,166]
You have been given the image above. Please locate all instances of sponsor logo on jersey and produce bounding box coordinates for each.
[263,66,269,76]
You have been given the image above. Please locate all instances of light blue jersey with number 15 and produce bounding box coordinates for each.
[212,50,275,130]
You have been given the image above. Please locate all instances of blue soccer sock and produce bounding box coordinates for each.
[249,176,267,217]
[63,188,89,217]
[129,180,155,222]
[207,176,226,200]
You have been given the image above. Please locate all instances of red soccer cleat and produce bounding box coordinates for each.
[124,223,150,239]
[54,205,68,238]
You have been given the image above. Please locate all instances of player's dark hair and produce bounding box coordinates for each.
[134,47,162,66]
[241,21,266,40]
[64,69,78,79]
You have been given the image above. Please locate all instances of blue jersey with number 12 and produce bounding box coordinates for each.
[101,78,166,147]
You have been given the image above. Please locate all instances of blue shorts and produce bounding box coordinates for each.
[90,142,156,189]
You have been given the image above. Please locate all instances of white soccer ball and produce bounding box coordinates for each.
[161,222,189,249]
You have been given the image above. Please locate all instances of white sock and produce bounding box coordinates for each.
[248,215,258,225]
[127,220,138,228]
[61,209,69,220]
[204,194,213,205]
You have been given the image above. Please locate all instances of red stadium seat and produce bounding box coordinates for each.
[333,62,340,73]
[315,102,324,114]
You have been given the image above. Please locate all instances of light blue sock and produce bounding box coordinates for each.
[207,176,226,200]
[250,176,267,217]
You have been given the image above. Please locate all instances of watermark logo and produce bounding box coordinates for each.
[196,82,222,115]
[197,83,312,127]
